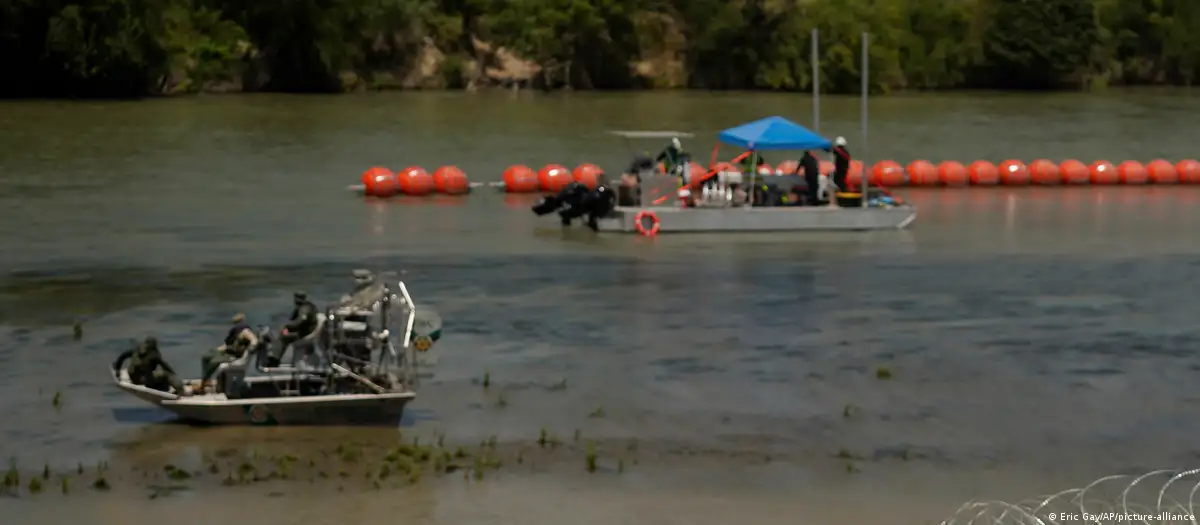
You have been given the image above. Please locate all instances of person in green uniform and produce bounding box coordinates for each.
[655,137,686,175]
[738,151,770,174]
[200,313,259,389]
[112,336,188,395]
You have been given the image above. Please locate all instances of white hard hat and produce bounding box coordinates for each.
[834,136,847,147]
[672,137,682,150]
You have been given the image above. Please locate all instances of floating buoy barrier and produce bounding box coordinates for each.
[347,159,1200,197]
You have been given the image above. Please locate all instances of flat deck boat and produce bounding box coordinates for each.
[111,280,442,426]
[532,122,917,234]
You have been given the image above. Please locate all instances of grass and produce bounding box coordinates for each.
[585,441,597,473]
[1,420,924,499]
[842,403,858,418]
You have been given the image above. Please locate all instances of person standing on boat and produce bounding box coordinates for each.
[798,150,821,204]
[265,292,319,367]
[200,313,258,388]
[830,136,851,192]
[738,151,770,174]
[619,153,654,206]
[655,137,686,176]
[112,336,189,396]
[340,269,386,310]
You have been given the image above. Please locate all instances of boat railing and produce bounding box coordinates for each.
[398,281,415,353]
[396,281,418,388]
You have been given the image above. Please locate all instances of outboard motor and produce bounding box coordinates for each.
[532,182,617,231]
[561,185,617,231]
[531,182,590,217]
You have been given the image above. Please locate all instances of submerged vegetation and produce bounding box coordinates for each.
[2,0,1199,98]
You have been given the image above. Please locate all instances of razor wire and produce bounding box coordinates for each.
[941,470,1200,525]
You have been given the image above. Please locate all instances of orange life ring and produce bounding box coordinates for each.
[634,211,660,236]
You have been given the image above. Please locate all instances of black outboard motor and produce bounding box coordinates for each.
[531,182,617,231]
[564,185,616,231]
[531,181,590,217]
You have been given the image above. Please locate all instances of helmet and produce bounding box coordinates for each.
[352,269,374,285]
[834,136,847,147]
[672,137,682,151]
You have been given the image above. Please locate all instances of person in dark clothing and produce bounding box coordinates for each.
[265,291,319,367]
[798,150,821,204]
[831,136,851,192]
[619,153,654,206]
[112,336,188,395]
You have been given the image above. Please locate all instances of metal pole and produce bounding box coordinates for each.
[812,28,819,133]
[860,31,869,208]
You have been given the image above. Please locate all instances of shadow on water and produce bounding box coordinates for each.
[108,407,438,428]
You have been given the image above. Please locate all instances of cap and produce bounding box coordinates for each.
[144,336,157,346]
[834,136,847,147]
[352,269,373,279]
[294,291,307,300]
[231,313,246,323]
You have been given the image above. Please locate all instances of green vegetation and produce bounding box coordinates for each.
[3,0,1199,98]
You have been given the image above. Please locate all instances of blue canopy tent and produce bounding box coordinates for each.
[717,116,832,151]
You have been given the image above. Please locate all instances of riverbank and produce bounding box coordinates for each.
[4,0,1200,98]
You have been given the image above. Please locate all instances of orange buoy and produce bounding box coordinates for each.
[937,161,968,186]
[1178,159,1200,184]
[687,161,707,177]
[398,166,434,196]
[432,166,470,194]
[906,160,938,186]
[776,160,798,174]
[1146,159,1178,184]
[1059,159,1089,184]
[1089,160,1117,185]
[968,161,999,185]
[819,160,835,175]
[572,163,604,189]
[756,164,775,176]
[870,160,905,187]
[998,160,1029,185]
[537,164,572,193]
[1028,159,1061,185]
[1117,160,1147,184]
[503,165,538,193]
[361,167,399,197]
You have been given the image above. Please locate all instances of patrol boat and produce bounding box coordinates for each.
[110,280,443,426]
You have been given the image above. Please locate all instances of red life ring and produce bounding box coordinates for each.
[634,211,660,236]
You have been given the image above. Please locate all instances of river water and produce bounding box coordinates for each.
[2,91,1200,524]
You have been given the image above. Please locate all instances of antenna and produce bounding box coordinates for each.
[812,28,820,133]
[861,31,870,208]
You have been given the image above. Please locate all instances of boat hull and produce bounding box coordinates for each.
[595,205,917,233]
[114,376,414,426]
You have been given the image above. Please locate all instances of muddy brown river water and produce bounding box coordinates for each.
[3,91,1200,523]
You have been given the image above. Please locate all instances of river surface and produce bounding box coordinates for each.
[2,91,1200,524]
